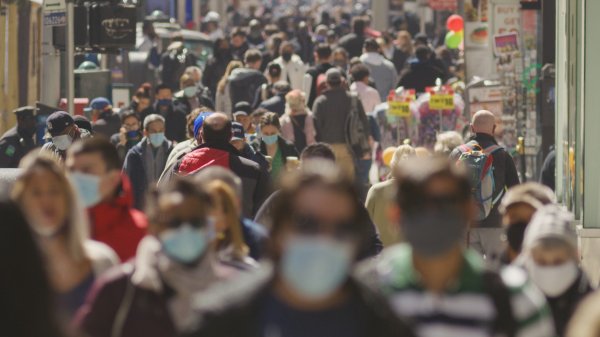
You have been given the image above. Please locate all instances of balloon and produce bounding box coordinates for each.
[445,31,463,49]
[446,14,464,32]
[382,147,396,167]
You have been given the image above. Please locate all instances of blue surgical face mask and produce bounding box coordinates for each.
[262,134,278,145]
[160,223,213,265]
[126,130,141,139]
[148,132,165,147]
[70,172,102,208]
[156,99,172,108]
[183,86,198,98]
[281,235,353,300]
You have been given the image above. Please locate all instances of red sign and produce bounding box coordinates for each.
[429,0,457,11]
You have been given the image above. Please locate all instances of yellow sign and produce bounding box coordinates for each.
[388,101,411,117]
[429,94,455,110]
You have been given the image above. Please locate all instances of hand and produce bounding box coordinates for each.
[119,127,127,146]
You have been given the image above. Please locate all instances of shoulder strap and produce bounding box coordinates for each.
[482,271,516,337]
[484,144,503,155]
[111,268,137,337]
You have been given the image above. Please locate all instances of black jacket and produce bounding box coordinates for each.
[258,94,286,117]
[154,104,188,143]
[183,264,415,337]
[306,63,334,108]
[548,271,592,337]
[92,112,122,140]
[258,136,299,164]
[203,55,232,101]
[228,68,268,108]
[339,33,366,59]
[0,127,37,168]
[397,60,446,93]
[174,142,271,217]
[173,86,215,113]
[450,133,520,228]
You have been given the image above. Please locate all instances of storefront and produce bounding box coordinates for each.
[556,0,600,285]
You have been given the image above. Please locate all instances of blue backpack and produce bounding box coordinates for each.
[457,141,504,221]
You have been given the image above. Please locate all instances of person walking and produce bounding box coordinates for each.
[280,89,316,153]
[258,81,291,117]
[41,111,92,161]
[257,112,299,180]
[88,97,120,139]
[350,63,381,113]
[183,161,415,337]
[397,45,445,93]
[339,17,367,59]
[305,43,335,108]
[0,106,39,168]
[66,138,148,261]
[123,114,174,210]
[517,205,593,337]
[450,110,520,259]
[270,41,307,91]
[111,109,143,163]
[215,60,243,116]
[228,49,268,108]
[359,39,398,101]
[202,38,233,100]
[312,68,370,180]
[13,152,119,316]
[152,84,188,142]
[359,157,555,337]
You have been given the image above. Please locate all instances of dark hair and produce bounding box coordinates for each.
[352,17,367,35]
[120,109,141,123]
[270,161,366,259]
[146,177,213,227]
[395,157,471,215]
[301,143,336,162]
[135,86,152,99]
[267,62,282,78]
[155,83,172,94]
[315,43,332,59]
[259,112,281,130]
[244,49,263,65]
[350,64,370,82]
[0,201,66,337]
[332,47,348,59]
[363,38,380,52]
[415,45,432,62]
[230,26,247,38]
[68,138,121,171]
[202,119,232,144]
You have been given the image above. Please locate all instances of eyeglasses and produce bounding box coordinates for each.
[163,217,214,230]
[291,213,357,239]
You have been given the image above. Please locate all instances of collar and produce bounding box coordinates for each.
[198,141,241,155]
[471,133,498,144]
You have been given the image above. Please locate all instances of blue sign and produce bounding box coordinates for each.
[44,11,66,27]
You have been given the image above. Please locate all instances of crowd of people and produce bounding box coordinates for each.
[1,4,598,337]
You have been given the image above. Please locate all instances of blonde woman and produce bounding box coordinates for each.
[208,181,257,270]
[12,152,119,316]
[280,89,316,153]
[215,60,243,116]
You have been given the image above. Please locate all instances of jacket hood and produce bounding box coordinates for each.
[90,173,136,210]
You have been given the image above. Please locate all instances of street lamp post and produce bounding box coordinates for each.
[66,0,74,114]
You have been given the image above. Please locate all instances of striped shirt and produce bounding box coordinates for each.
[359,245,556,337]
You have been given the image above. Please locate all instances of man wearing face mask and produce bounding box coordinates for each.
[0,106,39,168]
[517,205,592,337]
[174,73,215,114]
[67,138,147,261]
[360,157,555,337]
[123,114,174,210]
[184,161,414,337]
[153,83,187,142]
[492,182,556,269]
[111,109,143,163]
[87,97,121,139]
[270,41,306,91]
[41,111,91,161]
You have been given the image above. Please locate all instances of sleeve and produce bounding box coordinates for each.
[311,98,324,142]
[73,276,125,337]
[357,202,383,259]
[365,185,377,220]
[252,166,272,217]
[505,152,521,188]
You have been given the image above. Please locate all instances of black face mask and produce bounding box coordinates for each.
[18,125,36,139]
[281,52,293,62]
[506,222,528,253]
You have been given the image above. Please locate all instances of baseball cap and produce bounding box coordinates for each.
[13,106,36,118]
[326,68,342,84]
[73,115,93,134]
[193,112,213,138]
[499,182,556,214]
[234,101,252,115]
[233,110,248,118]
[522,204,577,251]
[90,97,111,110]
[46,111,74,137]
[231,122,245,141]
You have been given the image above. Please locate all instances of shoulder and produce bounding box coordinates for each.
[369,179,395,194]
[84,240,120,275]
[356,244,413,292]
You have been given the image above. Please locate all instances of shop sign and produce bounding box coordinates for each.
[389,101,411,117]
[430,94,455,110]
[429,0,457,11]
[43,0,66,27]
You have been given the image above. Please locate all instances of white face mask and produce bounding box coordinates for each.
[526,260,578,297]
[52,134,73,151]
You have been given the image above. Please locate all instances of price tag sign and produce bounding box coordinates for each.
[429,94,455,110]
[388,101,411,117]
[43,0,67,27]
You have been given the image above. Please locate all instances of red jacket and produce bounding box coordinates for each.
[88,175,147,261]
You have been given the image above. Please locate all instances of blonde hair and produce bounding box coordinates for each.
[217,60,243,94]
[207,181,249,261]
[434,131,464,155]
[285,89,307,113]
[12,152,89,262]
[390,145,416,170]
[397,30,414,54]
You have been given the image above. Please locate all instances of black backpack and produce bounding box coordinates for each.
[345,93,371,158]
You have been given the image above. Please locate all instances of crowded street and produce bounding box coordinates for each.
[1,0,599,336]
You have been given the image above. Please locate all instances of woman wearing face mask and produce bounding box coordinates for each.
[517,205,592,337]
[270,41,307,91]
[12,152,119,317]
[206,181,258,270]
[183,160,415,337]
[75,178,242,337]
[257,112,299,180]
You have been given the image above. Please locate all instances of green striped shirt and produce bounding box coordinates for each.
[359,244,555,337]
